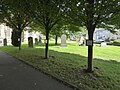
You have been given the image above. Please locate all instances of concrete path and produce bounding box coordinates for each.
[0,51,73,90]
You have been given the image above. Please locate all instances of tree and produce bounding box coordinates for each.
[67,0,120,72]
[29,0,67,59]
[51,23,82,45]
[50,23,63,45]
[0,1,3,23]
[105,12,120,30]
[30,21,46,35]
[1,0,32,50]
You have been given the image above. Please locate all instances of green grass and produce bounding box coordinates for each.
[0,40,120,90]
[114,39,120,42]
[109,39,120,46]
[113,40,120,44]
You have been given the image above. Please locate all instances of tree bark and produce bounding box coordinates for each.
[87,32,93,72]
[18,30,22,51]
[55,35,58,45]
[19,37,21,51]
[45,29,50,59]
[87,25,95,72]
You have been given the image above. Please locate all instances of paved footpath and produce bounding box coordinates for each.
[0,51,73,90]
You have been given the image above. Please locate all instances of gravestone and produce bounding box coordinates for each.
[61,34,67,47]
[0,39,3,46]
[35,38,39,45]
[79,36,85,46]
[28,37,33,48]
[3,38,7,46]
[38,36,42,44]
[100,42,107,47]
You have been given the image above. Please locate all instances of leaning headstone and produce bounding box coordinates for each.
[3,38,7,46]
[28,37,33,48]
[100,42,107,47]
[61,34,67,47]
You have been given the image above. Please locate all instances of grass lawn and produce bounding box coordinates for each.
[109,39,120,46]
[0,40,120,90]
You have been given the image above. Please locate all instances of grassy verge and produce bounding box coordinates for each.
[0,41,120,90]
[109,39,120,46]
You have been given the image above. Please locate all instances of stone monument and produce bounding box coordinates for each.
[35,38,39,45]
[100,42,107,47]
[0,39,3,46]
[3,38,7,46]
[79,36,85,46]
[28,37,33,48]
[61,34,67,47]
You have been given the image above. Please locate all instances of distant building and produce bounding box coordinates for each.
[93,28,120,42]
[0,24,12,46]
[70,28,120,43]
[0,23,42,46]
[94,28,111,42]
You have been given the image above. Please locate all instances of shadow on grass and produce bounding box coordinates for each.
[26,47,120,89]
[32,46,120,70]
[5,44,120,68]
[34,43,61,47]
[2,44,120,69]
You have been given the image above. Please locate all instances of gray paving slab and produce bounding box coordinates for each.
[0,51,73,90]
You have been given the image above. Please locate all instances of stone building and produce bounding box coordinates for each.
[0,24,12,46]
[0,23,42,46]
[94,28,120,42]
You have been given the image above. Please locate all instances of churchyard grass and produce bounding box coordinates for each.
[109,39,120,46]
[113,39,120,44]
[0,40,120,90]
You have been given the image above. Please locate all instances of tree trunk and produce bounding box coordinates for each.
[55,35,58,45]
[87,33,93,72]
[87,26,95,72]
[18,31,22,51]
[45,29,50,59]
[19,37,21,51]
[85,0,96,72]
